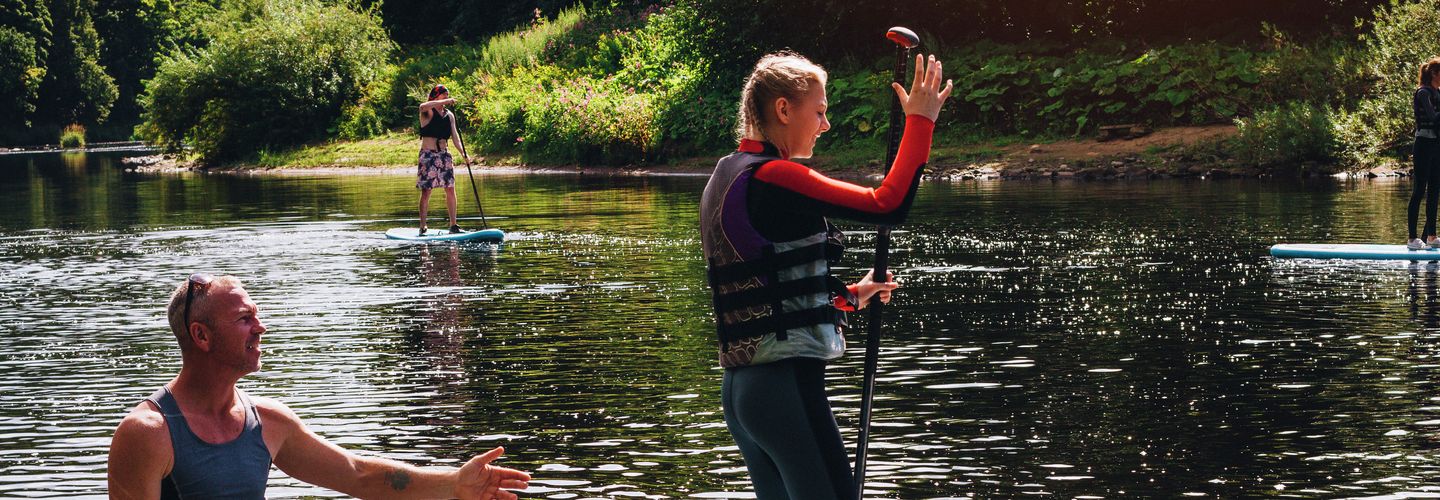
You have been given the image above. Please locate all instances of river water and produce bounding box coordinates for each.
[2,150,1439,498]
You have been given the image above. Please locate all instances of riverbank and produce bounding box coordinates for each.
[121,124,1407,180]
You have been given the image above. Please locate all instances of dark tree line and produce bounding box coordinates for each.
[920,0,1381,43]
[0,0,1399,145]
[679,0,1387,78]
[366,0,590,45]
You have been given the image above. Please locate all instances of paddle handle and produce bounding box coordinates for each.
[854,27,915,495]
[454,124,489,230]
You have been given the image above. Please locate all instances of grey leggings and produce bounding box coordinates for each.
[722,357,856,500]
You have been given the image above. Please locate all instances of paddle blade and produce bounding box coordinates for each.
[886,27,919,48]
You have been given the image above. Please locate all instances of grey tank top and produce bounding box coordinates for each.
[145,386,270,499]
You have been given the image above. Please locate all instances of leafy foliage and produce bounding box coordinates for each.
[0,27,44,131]
[453,4,709,164]
[1332,0,1440,167]
[936,42,1265,136]
[0,0,51,136]
[369,0,584,46]
[1232,102,1337,167]
[22,0,116,132]
[347,0,1388,166]
[35,0,116,128]
[471,66,659,164]
[59,123,85,148]
[362,6,587,135]
[92,0,220,129]
[138,0,394,163]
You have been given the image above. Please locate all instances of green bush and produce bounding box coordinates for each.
[59,123,85,148]
[811,69,891,149]
[379,45,483,131]
[1332,0,1440,167]
[1232,101,1336,167]
[367,6,586,135]
[480,5,585,76]
[460,4,730,164]
[1251,23,1370,110]
[335,62,396,140]
[936,41,1266,136]
[470,65,659,164]
[138,0,394,164]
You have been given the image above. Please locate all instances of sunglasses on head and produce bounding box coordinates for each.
[183,273,214,331]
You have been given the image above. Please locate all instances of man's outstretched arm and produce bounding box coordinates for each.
[261,397,529,499]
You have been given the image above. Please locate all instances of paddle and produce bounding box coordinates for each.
[452,117,490,231]
[853,26,918,496]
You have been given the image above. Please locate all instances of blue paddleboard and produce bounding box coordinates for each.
[385,227,504,243]
[1270,243,1440,260]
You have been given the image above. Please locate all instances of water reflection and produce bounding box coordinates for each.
[5,151,1440,497]
[1410,262,1440,330]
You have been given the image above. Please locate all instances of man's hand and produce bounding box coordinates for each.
[454,447,530,500]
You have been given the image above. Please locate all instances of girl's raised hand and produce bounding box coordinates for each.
[891,54,953,122]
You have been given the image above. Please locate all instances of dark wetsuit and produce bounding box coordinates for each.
[1412,86,1440,240]
[719,115,934,499]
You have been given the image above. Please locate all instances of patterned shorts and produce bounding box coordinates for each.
[416,149,455,189]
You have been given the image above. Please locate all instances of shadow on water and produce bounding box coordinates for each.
[7,152,1440,497]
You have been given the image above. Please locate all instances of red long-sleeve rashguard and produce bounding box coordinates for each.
[741,114,936,311]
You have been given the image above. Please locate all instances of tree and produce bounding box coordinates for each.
[36,0,117,127]
[92,0,219,129]
[0,0,51,132]
[140,0,395,163]
[0,28,43,130]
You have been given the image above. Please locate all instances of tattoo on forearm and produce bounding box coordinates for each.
[385,469,411,491]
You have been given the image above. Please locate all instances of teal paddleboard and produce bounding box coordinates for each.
[385,227,504,243]
[1270,243,1440,260]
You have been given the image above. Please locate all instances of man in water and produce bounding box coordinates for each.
[107,274,529,499]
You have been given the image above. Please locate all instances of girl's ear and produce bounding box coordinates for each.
[773,97,792,126]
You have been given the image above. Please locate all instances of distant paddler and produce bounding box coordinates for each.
[1410,57,1440,250]
[416,84,467,235]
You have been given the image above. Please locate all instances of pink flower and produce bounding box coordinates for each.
[516,137,525,143]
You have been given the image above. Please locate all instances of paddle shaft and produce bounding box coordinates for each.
[453,125,489,230]
[854,33,914,494]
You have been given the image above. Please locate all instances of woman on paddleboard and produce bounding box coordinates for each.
[1410,57,1440,250]
[417,84,468,235]
[698,52,950,498]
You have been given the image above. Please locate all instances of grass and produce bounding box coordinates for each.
[254,132,419,168]
[1144,144,1177,155]
[59,124,86,149]
[243,123,1232,173]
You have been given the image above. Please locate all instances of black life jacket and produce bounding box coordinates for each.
[420,109,452,140]
[699,141,855,368]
